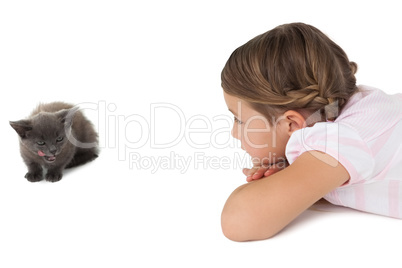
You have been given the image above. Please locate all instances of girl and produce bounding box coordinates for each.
[220,22,402,241]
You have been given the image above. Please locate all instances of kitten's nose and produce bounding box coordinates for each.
[49,146,57,155]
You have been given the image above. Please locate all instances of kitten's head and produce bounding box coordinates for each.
[10,107,79,163]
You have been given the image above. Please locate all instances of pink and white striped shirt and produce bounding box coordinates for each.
[286,85,402,218]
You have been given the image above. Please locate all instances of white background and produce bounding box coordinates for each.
[1,0,401,267]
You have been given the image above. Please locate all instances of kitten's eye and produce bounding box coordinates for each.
[56,137,64,142]
[37,141,45,146]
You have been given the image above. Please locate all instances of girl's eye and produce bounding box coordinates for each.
[37,141,45,146]
[234,117,243,125]
[56,137,64,142]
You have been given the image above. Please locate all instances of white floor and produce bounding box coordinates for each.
[1,1,401,267]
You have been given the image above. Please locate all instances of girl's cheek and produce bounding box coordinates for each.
[244,132,267,149]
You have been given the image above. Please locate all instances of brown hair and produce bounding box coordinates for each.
[221,22,358,124]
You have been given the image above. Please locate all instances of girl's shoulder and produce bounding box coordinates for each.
[286,120,374,184]
[336,85,402,140]
[339,85,402,120]
[286,84,402,186]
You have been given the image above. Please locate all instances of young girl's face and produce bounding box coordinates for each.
[224,92,291,166]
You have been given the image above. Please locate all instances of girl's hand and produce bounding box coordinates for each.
[243,161,289,182]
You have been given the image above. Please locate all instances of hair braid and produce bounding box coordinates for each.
[221,23,358,124]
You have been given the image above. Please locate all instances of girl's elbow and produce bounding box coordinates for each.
[221,212,245,242]
[221,207,277,242]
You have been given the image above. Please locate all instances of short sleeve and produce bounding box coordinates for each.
[285,122,375,185]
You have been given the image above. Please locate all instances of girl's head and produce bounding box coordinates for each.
[222,23,358,164]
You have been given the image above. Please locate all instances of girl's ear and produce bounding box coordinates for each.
[282,110,307,135]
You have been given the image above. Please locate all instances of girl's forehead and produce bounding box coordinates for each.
[223,92,242,107]
[223,91,253,114]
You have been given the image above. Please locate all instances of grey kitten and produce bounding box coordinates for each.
[10,102,99,182]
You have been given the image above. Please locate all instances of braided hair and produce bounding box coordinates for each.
[221,23,358,124]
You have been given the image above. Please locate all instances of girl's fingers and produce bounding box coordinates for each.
[243,166,260,177]
[263,162,289,177]
[242,168,251,176]
[264,167,278,177]
[244,166,263,182]
[252,166,269,180]
[244,161,289,182]
[246,175,253,182]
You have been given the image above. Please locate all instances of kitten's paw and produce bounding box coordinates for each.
[45,172,63,183]
[25,172,43,182]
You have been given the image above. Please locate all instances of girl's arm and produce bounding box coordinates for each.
[221,151,349,241]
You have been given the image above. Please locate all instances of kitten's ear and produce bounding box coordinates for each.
[56,106,79,128]
[10,120,32,138]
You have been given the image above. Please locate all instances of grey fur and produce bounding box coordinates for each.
[10,102,99,182]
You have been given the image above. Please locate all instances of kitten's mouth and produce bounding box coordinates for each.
[44,155,56,162]
[38,150,56,162]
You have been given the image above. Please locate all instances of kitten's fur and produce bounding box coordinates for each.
[10,102,99,182]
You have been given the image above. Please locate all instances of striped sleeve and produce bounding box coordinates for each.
[285,122,375,185]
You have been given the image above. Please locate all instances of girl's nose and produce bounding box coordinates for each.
[231,126,239,140]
